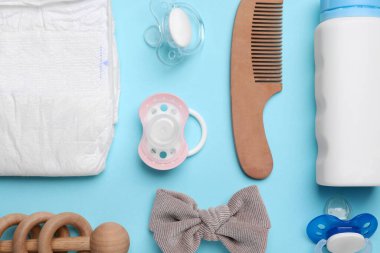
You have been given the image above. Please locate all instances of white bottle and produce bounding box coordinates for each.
[315,0,380,186]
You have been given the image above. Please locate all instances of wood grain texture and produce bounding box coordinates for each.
[13,212,70,253]
[0,213,130,253]
[231,0,283,179]
[0,214,40,239]
[90,223,130,253]
[38,213,93,253]
[0,237,90,252]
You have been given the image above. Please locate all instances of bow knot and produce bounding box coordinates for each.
[150,186,271,253]
[199,205,231,241]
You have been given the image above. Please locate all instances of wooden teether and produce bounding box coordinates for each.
[0,212,130,253]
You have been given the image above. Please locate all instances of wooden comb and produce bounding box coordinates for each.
[231,0,283,179]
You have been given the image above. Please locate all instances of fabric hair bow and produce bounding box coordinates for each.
[149,186,271,253]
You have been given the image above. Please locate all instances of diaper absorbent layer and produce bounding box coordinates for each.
[0,0,119,176]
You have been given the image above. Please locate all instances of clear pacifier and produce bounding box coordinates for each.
[307,197,378,253]
[138,93,207,170]
[144,0,205,65]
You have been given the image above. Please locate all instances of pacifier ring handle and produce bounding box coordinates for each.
[363,239,372,253]
[144,25,162,48]
[188,108,207,157]
[314,239,373,253]
[314,239,327,253]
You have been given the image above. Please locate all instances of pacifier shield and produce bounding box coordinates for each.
[307,214,378,244]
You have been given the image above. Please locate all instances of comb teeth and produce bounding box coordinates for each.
[252,1,283,83]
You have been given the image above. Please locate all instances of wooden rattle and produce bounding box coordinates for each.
[0,212,130,253]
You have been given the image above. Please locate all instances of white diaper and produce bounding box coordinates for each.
[0,0,119,176]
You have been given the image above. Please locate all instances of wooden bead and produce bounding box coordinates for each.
[90,223,130,253]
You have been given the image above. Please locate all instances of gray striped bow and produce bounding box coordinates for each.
[149,186,271,253]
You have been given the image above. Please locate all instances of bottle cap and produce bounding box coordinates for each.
[320,0,380,22]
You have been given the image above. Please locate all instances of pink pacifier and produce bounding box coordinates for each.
[138,93,207,170]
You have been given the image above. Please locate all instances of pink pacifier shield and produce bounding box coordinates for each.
[139,93,189,170]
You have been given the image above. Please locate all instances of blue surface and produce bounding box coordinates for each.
[0,0,380,252]
[320,0,380,22]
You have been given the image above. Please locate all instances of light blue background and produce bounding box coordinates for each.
[0,0,379,252]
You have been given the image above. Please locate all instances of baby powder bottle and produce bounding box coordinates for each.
[315,0,380,186]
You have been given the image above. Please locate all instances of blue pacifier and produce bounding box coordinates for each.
[307,197,378,253]
[144,0,205,65]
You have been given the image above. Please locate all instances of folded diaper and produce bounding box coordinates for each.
[0,0,119,176]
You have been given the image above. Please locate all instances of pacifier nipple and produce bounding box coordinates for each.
[324,197,351,220]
